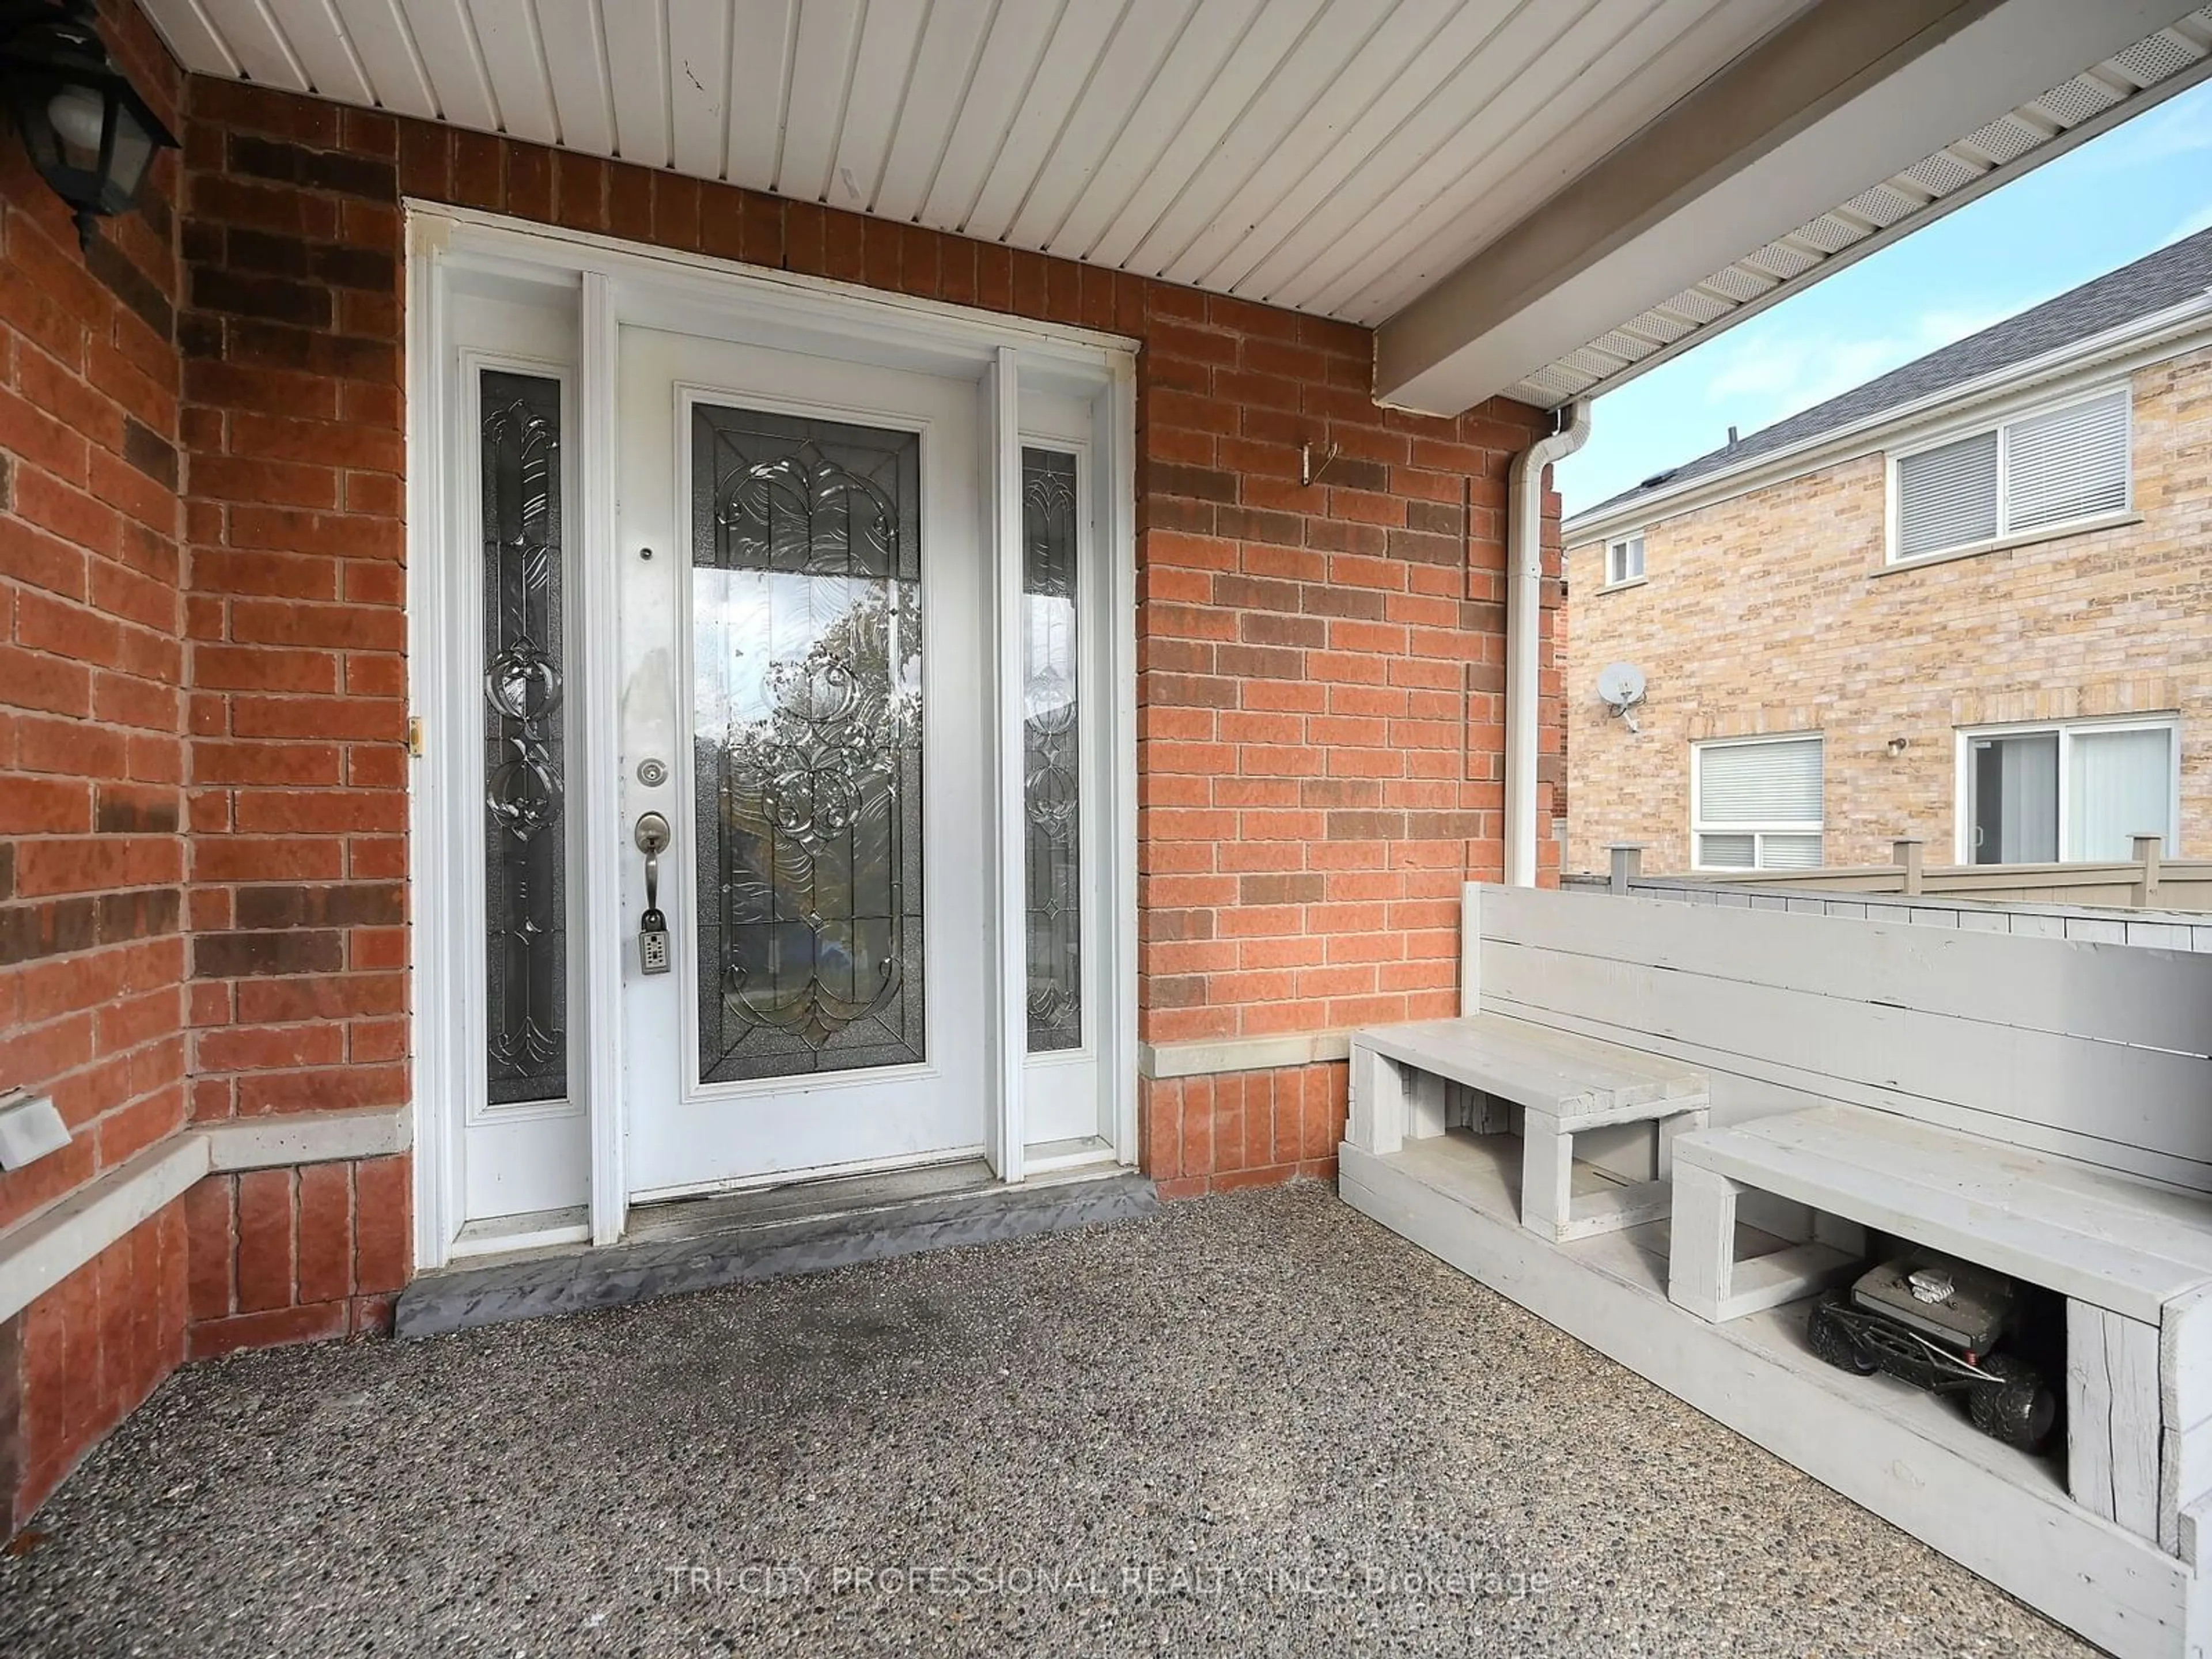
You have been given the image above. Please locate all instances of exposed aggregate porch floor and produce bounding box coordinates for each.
[2,1184,2090,1657]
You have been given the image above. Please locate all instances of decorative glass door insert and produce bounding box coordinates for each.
[614,320,1085,1198]
[690,404,925,1085]
[480,369,568,1106]
[1021,447,1081,1052]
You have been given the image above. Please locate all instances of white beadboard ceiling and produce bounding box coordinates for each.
[138,1,2212,411]
[141,1,1812,308]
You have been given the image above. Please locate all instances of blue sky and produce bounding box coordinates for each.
[1554,77,2212,514]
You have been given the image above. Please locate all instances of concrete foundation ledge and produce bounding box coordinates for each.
[396,1171,1160,1338]
[0,1108,411,1327]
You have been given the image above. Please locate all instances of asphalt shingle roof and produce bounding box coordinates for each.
[1577,225,2212,522]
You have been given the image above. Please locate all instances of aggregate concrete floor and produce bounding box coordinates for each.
[2,1184,2090,1658]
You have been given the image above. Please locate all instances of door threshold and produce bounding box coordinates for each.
[448,1206,592,1260]
[630,1144,990,1207]
[1023,1136,1120,1176]
[397,1165,1157,1337]
[624,1155,1002,1244]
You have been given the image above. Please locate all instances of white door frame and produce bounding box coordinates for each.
[406,204,1139,1268]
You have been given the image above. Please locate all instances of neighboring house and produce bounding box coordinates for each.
[1563,226,2212,877]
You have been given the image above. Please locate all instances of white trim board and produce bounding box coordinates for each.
[578,269,624,1247]
[1339,1140,2199,1659]
[0,1108,411,1326]
[203,1109,412,1172]
[986,345,1026,1183]
[1577,875,2212,945]
[415,202,1139,363]
[1139,1031,1353,1081]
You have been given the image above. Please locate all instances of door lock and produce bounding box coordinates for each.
[634,811,672,975]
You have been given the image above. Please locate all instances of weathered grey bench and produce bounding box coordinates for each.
[1351,1013,1710,1242]
[1669,1104,2212,1552]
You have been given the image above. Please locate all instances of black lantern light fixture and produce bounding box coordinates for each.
[0,0,176,252]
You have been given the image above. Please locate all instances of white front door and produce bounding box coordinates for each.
[415,218,1138,1264]
[615,327,989,1197]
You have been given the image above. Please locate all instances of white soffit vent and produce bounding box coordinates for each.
[1501,7,2212,411]
[134,0,1821,332]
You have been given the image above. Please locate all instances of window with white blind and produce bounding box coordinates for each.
[1960,718,2178,863]
[1605,534,1645,586]
[1890,386,2130,563]
[1692,736,1823,870]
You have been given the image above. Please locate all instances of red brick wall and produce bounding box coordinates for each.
[0,0,189,1531]
[1141,1063,1351,1199]
[10,1202,186,1525]
[159,81,415,1394]
[1134,298,1551,1041]
[174,81,1557,1205]
[181,1153,409,1357]
[1132,300,1559,1190]
[0,0,185,1232]
[178,85,410,1138]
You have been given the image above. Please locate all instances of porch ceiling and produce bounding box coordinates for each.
[140,2,2212,417]
[138,3,1808,317]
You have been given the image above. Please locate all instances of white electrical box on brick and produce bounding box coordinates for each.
[0,1091,70,1171]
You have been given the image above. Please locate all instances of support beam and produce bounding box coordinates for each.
[1373,0,2192,415]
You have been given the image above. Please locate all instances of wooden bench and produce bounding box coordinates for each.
[1669,1103,2212,1551]
[1351,1013,1711,1242]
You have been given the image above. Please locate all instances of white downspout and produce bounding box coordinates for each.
[1503,399,1590,888]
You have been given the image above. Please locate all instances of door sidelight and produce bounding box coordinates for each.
[634,811,672,975]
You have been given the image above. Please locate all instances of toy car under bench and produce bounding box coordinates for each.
[1806,1251,2058,1450]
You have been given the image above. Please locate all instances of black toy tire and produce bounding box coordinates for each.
[1968,1354,2057,1450]
[1807,1290,1877,1374]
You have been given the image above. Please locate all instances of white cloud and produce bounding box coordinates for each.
[2070,86,2212,180]
[2171,200,2212,243]
[2111,90,2212,164]
[1692,305,2009,434]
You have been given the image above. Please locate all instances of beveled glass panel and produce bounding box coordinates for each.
[480,370,567,1105]
[1022,448,1081,1052]
[692,404,925,1084]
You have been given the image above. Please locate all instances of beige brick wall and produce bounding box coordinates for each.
[1566,344,2212,874]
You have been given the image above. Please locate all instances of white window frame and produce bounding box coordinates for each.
[1604,532,1645,588]
[1885,381,2132,566]
[1950,714,2180,864]
[1690,733,1824,871]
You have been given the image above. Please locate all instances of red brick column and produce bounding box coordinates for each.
[173,84,414,1355]
[1130,294,1553,1190]
[179,85,411,1139]
[1140,1065,1351,1198]
[181,1154,410,1355]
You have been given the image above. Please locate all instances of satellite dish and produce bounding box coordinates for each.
[1597,661,1646,708]
[1596,662,1647,732]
